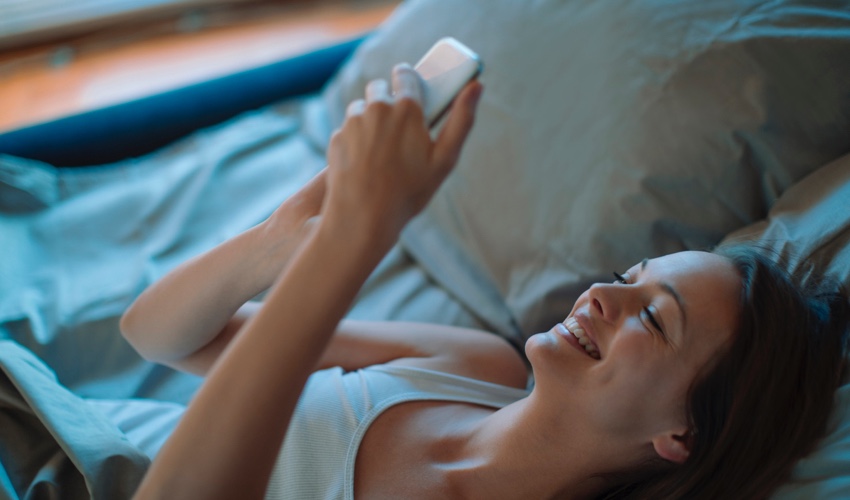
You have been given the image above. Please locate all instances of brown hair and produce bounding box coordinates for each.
[600,245,850,499]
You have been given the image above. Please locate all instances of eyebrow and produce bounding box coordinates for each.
[641,258,687,335]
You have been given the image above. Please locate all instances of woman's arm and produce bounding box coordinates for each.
[132,65,483,500]
[198,303,528,388]
[122,141,523,386]
[320,320,528,388]
[119,169,327,370]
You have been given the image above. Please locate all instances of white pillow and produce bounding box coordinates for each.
[306,0,850,344]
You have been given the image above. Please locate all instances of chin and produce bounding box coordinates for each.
[524,331,560,368]
[525,330,555,350]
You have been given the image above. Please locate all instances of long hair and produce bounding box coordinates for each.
[600,245,850,499]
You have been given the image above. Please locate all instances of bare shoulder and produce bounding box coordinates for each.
[387,324,529,390]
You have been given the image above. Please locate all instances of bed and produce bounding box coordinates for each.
[1,0,849,498]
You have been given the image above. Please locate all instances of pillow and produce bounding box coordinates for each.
[304,0,850,342]
[721,153,850,287]
[721,152,850,499]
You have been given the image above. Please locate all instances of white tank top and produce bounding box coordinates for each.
[264,364,529,499]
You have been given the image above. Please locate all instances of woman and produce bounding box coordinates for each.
[121,64,849,499]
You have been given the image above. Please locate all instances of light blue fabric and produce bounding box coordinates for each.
[265,364,528,499]
[86,399,185,462]
[0,340,149,499]
[775,382,850,498]
[0,94,486,497]
[0,102,323,403]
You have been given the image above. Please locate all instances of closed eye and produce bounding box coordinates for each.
[613,271,670,343]
[642,307,664,335]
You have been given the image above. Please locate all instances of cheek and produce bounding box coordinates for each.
[587,367,685,435]
[588,342,688,428]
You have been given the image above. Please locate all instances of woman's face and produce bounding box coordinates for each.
[525,251,742,456]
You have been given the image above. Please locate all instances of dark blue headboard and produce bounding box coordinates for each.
[0,36,363,167]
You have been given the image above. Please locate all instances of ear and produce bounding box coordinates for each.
[652,430,691,464]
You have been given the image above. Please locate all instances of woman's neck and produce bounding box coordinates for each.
[436,392,640,500]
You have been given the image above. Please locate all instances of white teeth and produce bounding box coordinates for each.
[564,318,600,358]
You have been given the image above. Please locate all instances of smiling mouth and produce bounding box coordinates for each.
[558,319,601,360]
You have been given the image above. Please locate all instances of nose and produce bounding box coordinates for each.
[587,282,625,325]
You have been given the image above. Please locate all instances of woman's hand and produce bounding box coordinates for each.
[323,63,483,239]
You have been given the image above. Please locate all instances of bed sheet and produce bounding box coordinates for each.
[0,340,149,499]
[0,101,319,403]
[0,96,484,497]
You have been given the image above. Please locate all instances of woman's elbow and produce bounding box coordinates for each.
[119,305,160,362]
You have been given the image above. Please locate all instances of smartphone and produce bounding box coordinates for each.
[413,37,483,126]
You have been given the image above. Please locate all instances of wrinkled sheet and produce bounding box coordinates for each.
[0,101,324,402]
[0,98,483,497]
[0,340,149,499]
